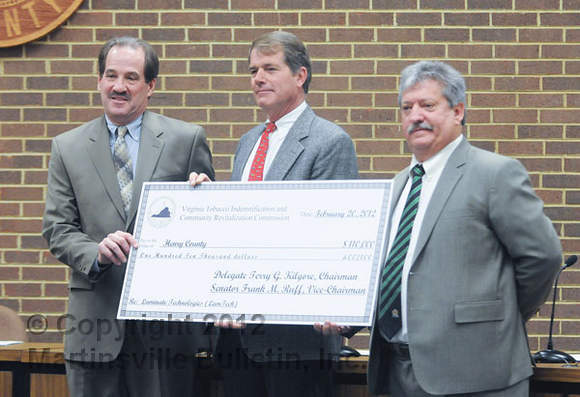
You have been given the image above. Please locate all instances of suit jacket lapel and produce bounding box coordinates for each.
[411,139,469,265]
[87,117,126,221]
[265,106,312,181]
[130,111,164,225]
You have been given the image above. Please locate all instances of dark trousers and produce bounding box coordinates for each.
[66,323,196,397]
[215,329,335,397]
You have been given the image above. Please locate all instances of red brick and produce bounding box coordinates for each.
[0,204,19,216]
[0,155,43,169]
[212,44,250,58]
[68,12,112,26]
[45,284,69,298]
[326,0,367,8]
[422,0,464,8]
[149,93,183,107]
[308,44,351,58]
[425,29,470,42]
[373,156,411,171]
[0,139,22,152]
[70,109,104,123]
[330,60,374,75]
[162,109,207,123]
[328,29,373,42]
[212,140,241,155]
[327,94,372,107]
[4,251,40,264]
[544,175,580,189]
[188,28,232,42]
[375,93,399,107]
[515,0,559,8]
[564,0,580,8]
[444,12,489,25]
[519,158,562,173]
[543,45,580,59]
[5,283,41,297]
[4,61,46,75]
[211,76,248,91]
[492,13,536,26]
[0,77,23,90]
[0,109,19,121]
[547,142,580,155]
[310,76,349,91]
[27,77,68,90]
[25,45,68,58]
[161,12,205,26]
[23,203,45,217]
[569,95,580,107]
[377,28,421,42]
[235,28,276,42]
[543,77,580,91]
[231,93,256,107]
[470,61,515,75]
[139,0,180,8]
[471,94,516,107]
[186,93,229,107]
[535,190,563,205]
[0,171,21,184]
[469,0,511,8]
[519,94,563,108]
[493,109,537,123]
[398,12,441,25]
[208,13,251,26]
[351,109,396,123]
[185,0,227,7]
[116,12,158,25]
[279,0,322,8]
[21,299,66,313]
[498,141,543,156]
[448,45,493,59]
[373,0,416,8]
[518,125,563,139]
[496,45,539,59]
[541,13,580,26]
[520,29,563,43]
[22,267,67,281]
[1,93,42,106]
[401,44,445,58]
[253,12,298,26]
[352,77,397,91]
[0,187,43,201]
[355,45,398,59]
[21,236,48,249]
[356,140,400,155]
[495,77,540,91]
[0,267,19,280]
[95,29,140,42]
[210,109,254,123]
[284,28,327,42]
[349,12,392,25]
[473,29,516,42]
[93,0,135,8]
[542,110,580,124]
[518,61,563,75]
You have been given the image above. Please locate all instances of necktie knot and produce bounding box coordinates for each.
[412,164,425,178]
[264,122,276,136]
[117,126,128,138]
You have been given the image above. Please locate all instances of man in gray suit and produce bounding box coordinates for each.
[42,37,214,397]
[367,61,562,396]
[191,31,358,397]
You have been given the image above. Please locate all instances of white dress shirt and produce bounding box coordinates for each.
[388,134,464,343]
[241,101,307,181]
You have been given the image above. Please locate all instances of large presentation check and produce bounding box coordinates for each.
[118,180,392,326]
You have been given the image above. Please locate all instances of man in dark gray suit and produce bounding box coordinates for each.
[42,37,214,397]
[191,31,358,397]
[367,61,562,396]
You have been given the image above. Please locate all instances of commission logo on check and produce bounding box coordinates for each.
[147,196,176,228]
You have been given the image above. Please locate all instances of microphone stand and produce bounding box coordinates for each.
[533,255,577,364]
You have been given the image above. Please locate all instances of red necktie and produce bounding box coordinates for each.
[248,122,276,181]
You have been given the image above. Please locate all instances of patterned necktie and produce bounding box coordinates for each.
[113,126,133,215]
[248,122,276,181]
[378,164,425,338]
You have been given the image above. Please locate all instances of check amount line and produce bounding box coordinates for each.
[209,246,347,249]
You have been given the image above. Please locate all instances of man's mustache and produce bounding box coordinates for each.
[110,91,130,100]
[408,122,433,134]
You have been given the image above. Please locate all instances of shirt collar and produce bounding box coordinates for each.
[104,114,143,141]
[266,101,307,131]
[410,134,464,177]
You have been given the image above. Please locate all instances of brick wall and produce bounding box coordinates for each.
[0,1,578,353]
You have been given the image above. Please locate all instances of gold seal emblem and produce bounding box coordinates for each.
[0,0,83,47]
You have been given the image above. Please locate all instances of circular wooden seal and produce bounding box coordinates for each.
[0,0,84,47]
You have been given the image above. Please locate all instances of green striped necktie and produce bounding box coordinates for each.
[113,126,133,216]
[378,163,425,338]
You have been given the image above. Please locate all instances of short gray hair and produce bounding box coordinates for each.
[249,31,312,94]
[398,61,467,125]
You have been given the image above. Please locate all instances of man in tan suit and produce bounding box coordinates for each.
[42,36,214,397]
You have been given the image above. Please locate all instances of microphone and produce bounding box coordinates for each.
[533,255,577,364]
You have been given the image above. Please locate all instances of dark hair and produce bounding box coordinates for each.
[399,61,467,125]
[249,31,312,93]
[98,37,159,83]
